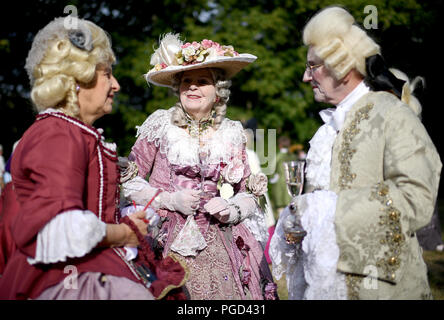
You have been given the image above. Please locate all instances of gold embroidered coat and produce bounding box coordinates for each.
[330,91,442,299]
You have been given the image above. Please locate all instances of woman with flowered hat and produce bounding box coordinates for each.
[121,34,277,300]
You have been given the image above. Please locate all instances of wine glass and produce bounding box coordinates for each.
[283,160,305,198]
[282,160,307,245]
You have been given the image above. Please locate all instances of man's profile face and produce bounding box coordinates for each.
[302,46,344,105]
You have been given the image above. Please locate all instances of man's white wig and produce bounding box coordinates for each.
[303,6,380,80]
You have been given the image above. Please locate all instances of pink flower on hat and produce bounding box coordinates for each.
[201,39,214,49]
[146,33,256,88]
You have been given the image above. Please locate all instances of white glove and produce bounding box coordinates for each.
[159,189,201,216]
[204,197,236,224]
[120,205,160,228]
[144,207,160,227]
[120,205,161,261]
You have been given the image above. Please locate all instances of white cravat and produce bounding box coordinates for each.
[319,81,370,132]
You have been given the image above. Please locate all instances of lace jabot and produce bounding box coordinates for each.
[305,81,370,191]
[135,108,247,166]
[305,121,337,191]
[270,96,363,299]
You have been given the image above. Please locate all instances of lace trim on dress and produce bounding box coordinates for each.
[169,215,208,257]
[135,108,247,167]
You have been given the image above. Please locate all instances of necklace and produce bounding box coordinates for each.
[184,110,215,138]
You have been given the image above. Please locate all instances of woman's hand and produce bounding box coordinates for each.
[160,189,201,216]
[99,210,148,248]
[123,210,149,247]
[204,197,231,223]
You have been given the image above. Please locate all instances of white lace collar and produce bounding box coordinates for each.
[136,108,246,166]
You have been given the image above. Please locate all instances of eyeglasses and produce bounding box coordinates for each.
[305,62,323,75]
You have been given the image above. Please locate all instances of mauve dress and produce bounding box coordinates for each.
[126,108,276,300]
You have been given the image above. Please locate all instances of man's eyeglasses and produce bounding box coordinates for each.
[305,62,323,75]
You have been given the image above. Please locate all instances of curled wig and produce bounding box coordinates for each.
[303,6,380,80]
[26,17,115,117]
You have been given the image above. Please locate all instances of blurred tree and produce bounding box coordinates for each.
[1,0,442,198]
[0,0,209,156]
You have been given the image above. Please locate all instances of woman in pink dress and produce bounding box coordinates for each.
[122,34,277,300]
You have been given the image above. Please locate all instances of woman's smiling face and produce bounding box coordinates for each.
[179,68,218,120]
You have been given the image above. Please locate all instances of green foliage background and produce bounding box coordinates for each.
[1,0,443,196]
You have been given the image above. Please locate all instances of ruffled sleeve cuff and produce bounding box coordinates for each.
[27,210,106,265]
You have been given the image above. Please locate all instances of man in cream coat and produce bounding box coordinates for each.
[270,6,441,300]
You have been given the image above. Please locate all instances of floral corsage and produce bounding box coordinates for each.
[217,158,268,201]
[217,158,244,200]
[247,172,268,198]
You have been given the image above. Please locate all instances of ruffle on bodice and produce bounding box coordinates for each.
[136,108,247,167]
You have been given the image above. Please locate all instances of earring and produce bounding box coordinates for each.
[76,84,80,92]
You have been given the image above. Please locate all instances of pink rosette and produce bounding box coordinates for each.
[247,172,268,196]
[222,158,244,184]
[201,39,214,49]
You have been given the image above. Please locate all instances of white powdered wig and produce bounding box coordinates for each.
[25,17,115,117]
[303,6,380,80]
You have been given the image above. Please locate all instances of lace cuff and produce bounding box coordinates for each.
[298,190,347,300]
[227,192,255,223]
[269,206,301,280]
[270,190,348,299]
[118,157,139,184]
[231,192,269,246]
[27,210,106,265]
